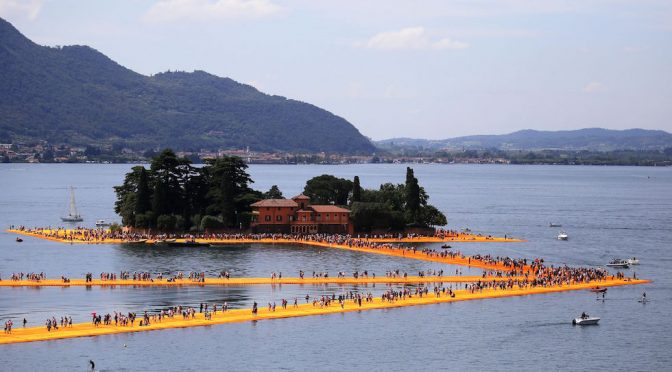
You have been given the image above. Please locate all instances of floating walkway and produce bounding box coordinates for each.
[0,275,529,288]
[8,229,524,271]
[7,229,525,245]
[0,278,649,345]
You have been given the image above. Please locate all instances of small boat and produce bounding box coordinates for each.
[573,315,600,325]
[95,219,111,227]
[557,231,568,240]
[154,239,177,245]
[126,239,148,244]
[589,287,607,293]
[166,241,210,247]
[606,259,629,268]
[627,257,640,265]
[15,237,23,242]
[441,244,451,249]
[60,186,83,222]
[549,223,562,227]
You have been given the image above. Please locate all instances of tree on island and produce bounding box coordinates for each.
[303,174,353,205]
[352,176,361,203]
[264,185,284,199]
[347,168,446,232]
[114,149,261,231]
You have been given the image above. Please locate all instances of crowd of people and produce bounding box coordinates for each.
[9,227,484,245]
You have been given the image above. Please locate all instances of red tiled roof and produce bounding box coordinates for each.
[292,194,310,200]
[250,199,298,208]
[310,205,350,213]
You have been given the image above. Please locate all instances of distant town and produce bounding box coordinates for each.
[1,141,671,166]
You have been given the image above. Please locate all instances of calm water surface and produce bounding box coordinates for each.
[0,164,670,371]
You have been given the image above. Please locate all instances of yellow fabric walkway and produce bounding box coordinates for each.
[0,278,649,345]
[0,275,528,287]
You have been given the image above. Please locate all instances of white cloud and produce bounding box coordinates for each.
[0,0,43,20]
[362,27,468,51]
[584,82,606,93]
[144,0,282,22]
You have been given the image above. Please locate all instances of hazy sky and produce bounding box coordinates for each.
[1,0,671,140]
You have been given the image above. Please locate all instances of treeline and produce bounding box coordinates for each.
[426,148,672,166]
[114,150,262,231]
[114,149,447,232]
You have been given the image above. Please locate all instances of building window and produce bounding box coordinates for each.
[276,215,282,222]
[265,215,271,222]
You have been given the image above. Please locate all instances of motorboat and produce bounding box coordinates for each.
[60,186,83,222]
[153,239,177,245]
[627,257,640,265]
[549,223,562,227]
[166,240,211,247]
[15,237,23,243]
[588,287,607,294]
[95,219,111,227]
[441,244,452,249]
[557,231,568,240]
[573,315,600,325]
[606,259,629,268]
[126,239,148,245]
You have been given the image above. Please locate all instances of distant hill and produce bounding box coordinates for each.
[376,128,672,151]
[0,18,375,154]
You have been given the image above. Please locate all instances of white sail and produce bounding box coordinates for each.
[69,187,78,217]
[61,186,83,222]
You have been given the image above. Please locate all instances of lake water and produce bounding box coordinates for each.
[0,164,670,371]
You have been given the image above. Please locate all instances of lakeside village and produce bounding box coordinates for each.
[3,141,672,166]
[0,141,503,165]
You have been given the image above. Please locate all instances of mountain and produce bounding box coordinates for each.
[376,128,672,151]
[0,18,375,154]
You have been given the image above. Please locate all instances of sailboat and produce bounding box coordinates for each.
[61,186,83,222]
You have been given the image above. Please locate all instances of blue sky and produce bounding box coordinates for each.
[1,0,670,140]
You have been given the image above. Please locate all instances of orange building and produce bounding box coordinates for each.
[250,194,352,234]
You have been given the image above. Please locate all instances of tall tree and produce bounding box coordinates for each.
[304,174,353,205]
[404,167,421,224]
[134,167,151,216]
[205,156,256,228]
[150,149,191,218]
[113,166,146,227]
[351,176,361,203]
[264,185,284,199]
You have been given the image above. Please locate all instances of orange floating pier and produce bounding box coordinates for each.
[0,275,529,288]
[7,229,524,271]
[7,229,525,245]
[0,278,649,345]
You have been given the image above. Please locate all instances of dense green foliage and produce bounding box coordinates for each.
[302,170,447,232]
[115,150,448,232]
[264,185,284,199]
[114,149,261,231]
[303,175,353,205]
[347,169,447,231]
[0,18,375,154]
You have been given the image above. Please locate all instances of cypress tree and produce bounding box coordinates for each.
[135,167,151,215]
[352,176,361,203]
[405,167,421,225]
